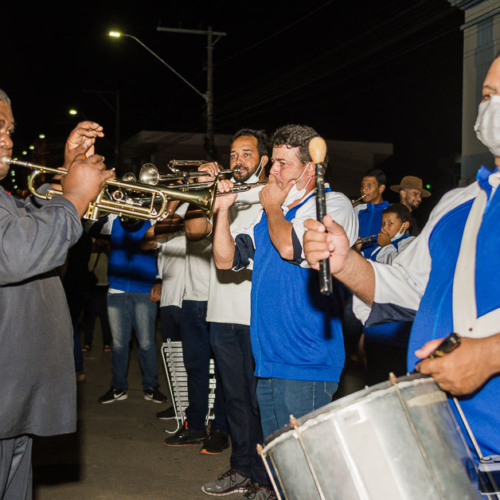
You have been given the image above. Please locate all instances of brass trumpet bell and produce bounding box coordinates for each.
[3,158,218,221]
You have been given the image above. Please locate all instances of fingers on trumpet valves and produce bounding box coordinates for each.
[198,161,220,179]
[217,179,234,193]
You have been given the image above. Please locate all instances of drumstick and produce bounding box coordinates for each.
[309,137,333,296]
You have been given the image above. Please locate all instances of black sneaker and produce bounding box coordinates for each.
[144,387,167,403]
[163,423,207,446]
[98,387,128,404]
[201,468,251,496]
[200,429,230,455]
[156,407,176,419]
[240,482,276,500]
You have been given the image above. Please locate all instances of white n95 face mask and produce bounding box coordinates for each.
[282,164,312,207]
[474,94,500,157]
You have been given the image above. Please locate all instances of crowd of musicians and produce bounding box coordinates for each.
[2,56,500,500]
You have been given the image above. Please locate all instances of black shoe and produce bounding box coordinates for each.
[144,387,167,403]
[98,387,128,404]
[200,429,230,455]
[163,423,207,446]
[156,407,176,420]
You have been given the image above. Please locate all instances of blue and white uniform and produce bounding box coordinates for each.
[233,187,357,382]
[354,200,390,258]
[354,167,500,459]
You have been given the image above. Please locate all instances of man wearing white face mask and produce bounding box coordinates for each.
[185,129,272,496]
[303,56,500,464]
[212,124,357,471]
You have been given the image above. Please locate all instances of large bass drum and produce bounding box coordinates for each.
[260,374,481,500]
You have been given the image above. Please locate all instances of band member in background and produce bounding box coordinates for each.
[0,88,114,499]
[390,175,431,236]
[354,169,389,259]
[187,129,270,496]
[363,203,415,385]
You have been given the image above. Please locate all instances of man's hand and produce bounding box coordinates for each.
[150,283,162,302]
[259,175,294,210]
[64,121,104,169]
[304,216,351,274]
[377,231,391,247]
[62,153,115,218]
[197,162,220,184]
[416,336,500,395]
[353,237,363,253]
[214,179,237,213]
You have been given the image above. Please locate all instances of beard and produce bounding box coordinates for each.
[233,165,255,183]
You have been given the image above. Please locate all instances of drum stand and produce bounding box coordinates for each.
[161,339,216,434]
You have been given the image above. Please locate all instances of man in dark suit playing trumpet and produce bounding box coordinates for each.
[0,88,114,499]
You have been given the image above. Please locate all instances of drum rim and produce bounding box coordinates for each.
[262,373,437,450]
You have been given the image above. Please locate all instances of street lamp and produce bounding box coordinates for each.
[108,29,224,160]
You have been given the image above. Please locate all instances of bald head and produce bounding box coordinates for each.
[0,89,11,106]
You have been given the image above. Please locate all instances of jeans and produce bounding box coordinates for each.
[211,322,267,484]
[256,378,338,440]
[181,300,227,434]
[107,292,159,392]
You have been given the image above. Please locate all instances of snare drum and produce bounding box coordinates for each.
[261,374,481,500]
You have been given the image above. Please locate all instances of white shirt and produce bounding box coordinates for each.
[156,205,188,308]
[206,184,264,325]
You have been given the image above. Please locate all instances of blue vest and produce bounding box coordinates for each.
[250,194,345,382]
[107,218,157,293]
[408,168,500,458]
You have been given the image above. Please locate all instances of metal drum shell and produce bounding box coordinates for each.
[262,374,481,500]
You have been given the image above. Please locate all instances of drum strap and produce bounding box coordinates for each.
[453,177,500,337]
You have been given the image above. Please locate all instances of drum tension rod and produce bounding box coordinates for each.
[389,373,446,500]
[289,415,327,500]
[256,444,283,500]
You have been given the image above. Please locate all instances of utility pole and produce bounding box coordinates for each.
[83,89,121,165]
[156,26,226,160]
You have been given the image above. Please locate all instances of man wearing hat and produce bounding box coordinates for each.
[390,176,431,236]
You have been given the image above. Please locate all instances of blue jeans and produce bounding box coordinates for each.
[107,292,159,392]
[256,378,338,439]
[211,322,267,484]
[181,300,227,434]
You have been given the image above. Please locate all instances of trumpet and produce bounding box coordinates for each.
[139,162,266,192]
[358,234,379,245]
[3,158,218,221]
[139,162,236,186]
[351,194,366,207]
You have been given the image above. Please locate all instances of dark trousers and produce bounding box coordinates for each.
[83,285,112,347]
[210,322,268,484]
[180,300,227,434]
[0,435,32,500]
[364,339,408,386]
[160,305,182,342]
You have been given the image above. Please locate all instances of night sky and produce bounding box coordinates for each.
[5,0,464,217]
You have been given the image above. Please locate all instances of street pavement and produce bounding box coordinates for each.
[33,329,230,500]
